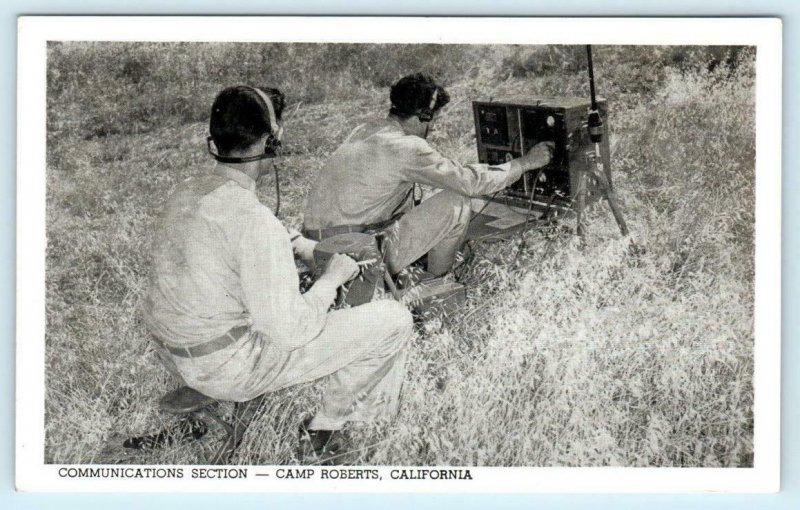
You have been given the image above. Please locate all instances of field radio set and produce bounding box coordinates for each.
[473,96,608,208]
[467,46,629,240]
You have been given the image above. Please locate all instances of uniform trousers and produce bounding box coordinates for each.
[156,300,412,430]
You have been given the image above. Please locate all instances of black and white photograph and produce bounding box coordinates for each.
[16,17,781,492]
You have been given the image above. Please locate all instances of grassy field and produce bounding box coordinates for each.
[45,42,755,466]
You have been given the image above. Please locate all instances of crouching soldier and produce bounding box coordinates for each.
[143,85,413,463]
[303,73,554,278]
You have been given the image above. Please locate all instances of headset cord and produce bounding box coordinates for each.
[273,161,281,218]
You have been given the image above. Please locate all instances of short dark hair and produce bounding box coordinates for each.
[389,73,450,120]
[209,85,285,155]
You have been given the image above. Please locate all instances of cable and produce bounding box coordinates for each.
[468,134,525,226]
[469,190,501,225]
[273,161,281,218]
[510,170,542,265]
[500,167,546,219]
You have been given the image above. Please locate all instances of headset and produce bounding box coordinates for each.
[207,85,284,164]
[416,87,439,123]
[417,86,441,144]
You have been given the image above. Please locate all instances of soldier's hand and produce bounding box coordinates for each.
[519,141,555,170]
[324,253,360,287]
[293,236,318,265]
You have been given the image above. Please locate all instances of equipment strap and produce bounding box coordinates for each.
[304,224,367,241]
[152,325,250,359]
[304,212,406,242]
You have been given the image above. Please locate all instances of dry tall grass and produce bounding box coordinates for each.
[45,43,754,466]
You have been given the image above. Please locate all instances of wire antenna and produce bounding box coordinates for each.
[587,45,598,111]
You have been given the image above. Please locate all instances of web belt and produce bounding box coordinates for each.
[152,325,250,359]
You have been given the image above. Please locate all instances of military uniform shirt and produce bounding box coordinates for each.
[144,165,338,353]
[304,117,520,230]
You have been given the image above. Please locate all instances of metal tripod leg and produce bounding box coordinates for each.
[589,169,629,237]
[598,139,630,236]
[575,167,629,238]
[603,186,630,236]
[575,169,588,237]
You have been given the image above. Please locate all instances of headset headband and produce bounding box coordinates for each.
[246,86,279,136]
[427,88,439,112]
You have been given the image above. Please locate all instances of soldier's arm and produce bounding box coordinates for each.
[401,137,551,197]
[288,227,317,266]
[240,211,338,351]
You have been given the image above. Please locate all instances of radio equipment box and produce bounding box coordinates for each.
[473,96,611,212]
[313,233,383,307]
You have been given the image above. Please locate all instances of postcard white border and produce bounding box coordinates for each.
[16,16,782,493]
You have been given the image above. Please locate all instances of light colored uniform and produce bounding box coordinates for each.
[143,165,412,430]
[304,117,522,275]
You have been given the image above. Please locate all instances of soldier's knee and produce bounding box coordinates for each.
[435,191,471,227]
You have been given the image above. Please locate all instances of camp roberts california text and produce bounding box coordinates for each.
[390,469,473,480]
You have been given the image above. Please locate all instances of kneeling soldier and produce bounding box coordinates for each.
[304,73,554,278]
[143,85,413,463]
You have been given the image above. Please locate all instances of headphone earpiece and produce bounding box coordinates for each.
[264,132,282,157]
[416,87,439,123]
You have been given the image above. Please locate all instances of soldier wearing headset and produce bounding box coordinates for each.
[303,73,555,278]
[143,85,413,464]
